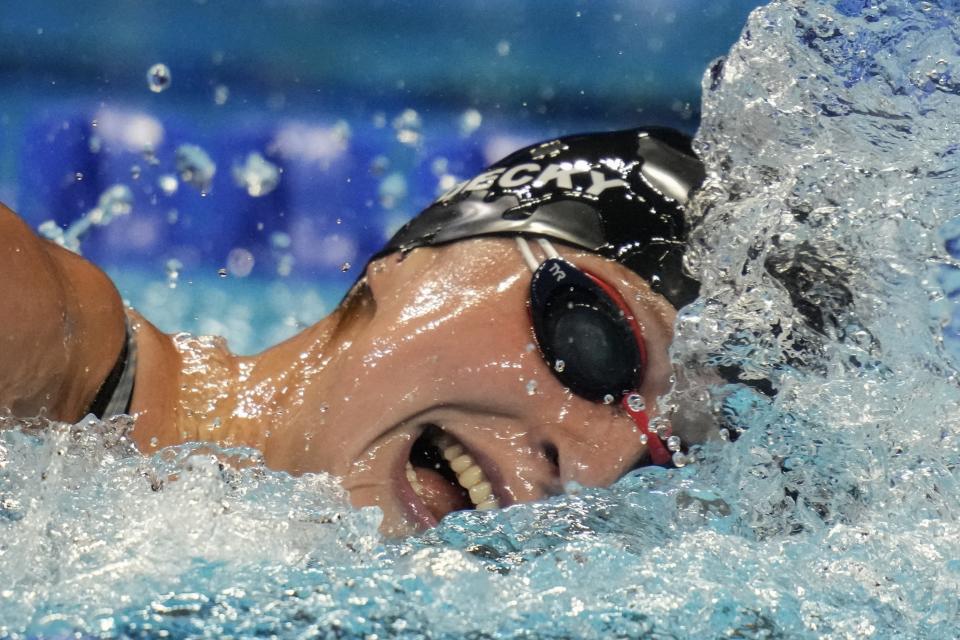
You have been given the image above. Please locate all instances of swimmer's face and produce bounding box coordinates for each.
[267,237,697,536]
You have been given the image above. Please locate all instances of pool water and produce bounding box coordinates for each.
[5,0,960,637]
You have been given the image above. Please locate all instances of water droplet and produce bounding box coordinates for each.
[269,231,291,250]
[666,435,682,452]
[165,258,183,289]
[277,254,294,277]
[232,151,281,197]
[340,262,352,272]
[218,268,227,278]
[214,84,230,105]
[626,393,646,412]
[158,174,179,196]
[554,359,566,373]
[603,394,615,405]
[459,109,483,136]
[146,63,172,93]
[370,155,390,175]
[175,144,217,193]
[379,172,408,209]
[392,108,422,146]
[227,247,255,278]
[526,379,538,396]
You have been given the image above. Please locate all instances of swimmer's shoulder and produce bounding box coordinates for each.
[0,202,126,421]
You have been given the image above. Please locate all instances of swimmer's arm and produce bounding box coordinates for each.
[0,202,126,421]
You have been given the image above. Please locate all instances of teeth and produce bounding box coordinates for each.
[458,465,484,488]
[405,461,424,497]
[449,454,473,474]
[468,481,493,504]
[405,433,501,510]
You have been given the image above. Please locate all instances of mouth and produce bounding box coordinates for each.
[402,424,502,524]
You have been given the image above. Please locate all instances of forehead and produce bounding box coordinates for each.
[372,237,675,320]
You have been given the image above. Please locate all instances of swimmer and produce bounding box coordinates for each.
[0,127,713,535]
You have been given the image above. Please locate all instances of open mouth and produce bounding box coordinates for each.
[404,424,500,522]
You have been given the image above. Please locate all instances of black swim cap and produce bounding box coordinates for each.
[379,127,705,308]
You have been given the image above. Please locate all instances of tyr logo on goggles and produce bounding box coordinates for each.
[516,237,674,465]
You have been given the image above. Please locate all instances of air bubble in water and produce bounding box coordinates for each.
[232,152,281,197]
[626,393,645,412]
[554,359,566,373]
[217,268,227,278]
[340,262,351,273]
[603,394,615,404]
[214,84,229,105]
[146,63,171,93]
[526,379,538,396]
[175,144,216,194]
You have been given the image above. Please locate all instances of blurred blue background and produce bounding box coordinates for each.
[0,0,765,352]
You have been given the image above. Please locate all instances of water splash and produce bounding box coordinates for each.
[8,1,960,637]
[37,184,133,254]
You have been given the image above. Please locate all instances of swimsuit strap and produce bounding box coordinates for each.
[87,313,138,419]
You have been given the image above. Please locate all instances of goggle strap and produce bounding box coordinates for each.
[517,236,564,273]
[516,236,540,273]
[535,237,561,260]
[621,394,672,466]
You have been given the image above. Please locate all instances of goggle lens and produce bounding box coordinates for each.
[530,257,645,403]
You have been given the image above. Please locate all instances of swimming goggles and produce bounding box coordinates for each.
[516,236,674,465]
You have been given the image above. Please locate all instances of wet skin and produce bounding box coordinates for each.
[1,203,703,536]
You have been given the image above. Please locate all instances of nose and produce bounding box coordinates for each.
[534,407,648,490]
